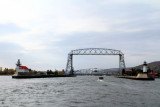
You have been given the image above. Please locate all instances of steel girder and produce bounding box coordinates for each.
[66,48,125,75]
[66,54,74,75]
[69,48,123,55]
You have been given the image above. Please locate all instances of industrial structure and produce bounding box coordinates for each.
[66,48,125,75]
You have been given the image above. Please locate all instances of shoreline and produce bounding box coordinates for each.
[0,75,13,76]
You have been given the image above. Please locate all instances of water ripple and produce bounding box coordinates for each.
[0,76,160,107]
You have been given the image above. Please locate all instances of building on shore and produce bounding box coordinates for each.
[143,61,148,73]
[15,59,30,73]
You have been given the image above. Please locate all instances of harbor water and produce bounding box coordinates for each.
[0,76,160,107]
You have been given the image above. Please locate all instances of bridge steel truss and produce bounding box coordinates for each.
[66,48,125,75]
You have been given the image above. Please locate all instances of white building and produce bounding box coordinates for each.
[143,61,148,73]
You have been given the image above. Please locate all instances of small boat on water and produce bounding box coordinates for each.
[98,76,104,81]
[99,77,104,80]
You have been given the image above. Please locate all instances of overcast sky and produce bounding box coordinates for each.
[0,0,160,70]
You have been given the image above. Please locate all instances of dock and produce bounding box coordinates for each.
[116,73,155,80]
[12,74,76,79]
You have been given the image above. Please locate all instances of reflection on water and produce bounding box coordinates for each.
[0,76,160,107]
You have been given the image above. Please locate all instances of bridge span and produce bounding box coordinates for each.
[65,48,125,75]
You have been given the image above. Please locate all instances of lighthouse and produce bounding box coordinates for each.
[16,59,29,73]
[143,61,148,73]
[16,59,21,67]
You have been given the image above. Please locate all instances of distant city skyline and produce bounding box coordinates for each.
[0,0,160,70]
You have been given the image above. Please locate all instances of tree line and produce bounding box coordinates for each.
[0,68,16,75]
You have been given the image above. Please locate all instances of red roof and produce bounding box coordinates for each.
[150,72,158,76]
[20,66,29,69]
